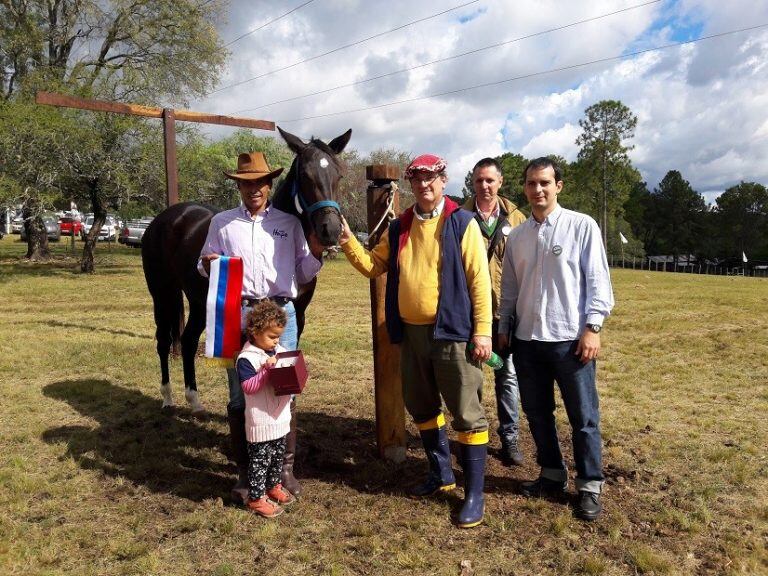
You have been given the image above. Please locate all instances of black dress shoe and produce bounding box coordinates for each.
[575,490,602,521]
[520,477,567,498]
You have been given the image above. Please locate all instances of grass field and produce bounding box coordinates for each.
[1,234,766,576]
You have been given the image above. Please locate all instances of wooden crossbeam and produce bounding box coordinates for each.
[36,92,274,130]
[35,91,275,206]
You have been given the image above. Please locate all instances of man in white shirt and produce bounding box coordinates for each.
[498,157,614,521]
[198,151,324,504]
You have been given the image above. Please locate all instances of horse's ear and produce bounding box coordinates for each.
[278,126,307,154]
[328,129,352,155]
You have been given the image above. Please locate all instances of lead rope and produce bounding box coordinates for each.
[366,182,398,248]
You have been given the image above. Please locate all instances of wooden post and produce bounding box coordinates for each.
[366,164,405,462]
[162,109,179,206]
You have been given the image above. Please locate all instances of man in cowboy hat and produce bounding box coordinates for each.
[198,151,324,505]
[338,154,493,529]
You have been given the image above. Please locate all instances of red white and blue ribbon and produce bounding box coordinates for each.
[205,256,244,362]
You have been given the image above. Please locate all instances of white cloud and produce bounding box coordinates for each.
[191,0,768,201]
[521,123,581,160]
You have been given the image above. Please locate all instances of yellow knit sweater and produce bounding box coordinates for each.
[341,213,492,337]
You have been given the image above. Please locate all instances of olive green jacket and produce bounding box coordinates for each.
[462,195,526,318]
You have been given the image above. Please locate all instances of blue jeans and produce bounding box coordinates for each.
[227,301,298,412]
[494,349,520,444]
[513,339,604,494]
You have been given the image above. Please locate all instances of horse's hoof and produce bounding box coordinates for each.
[190,407,208,419]
[185,389,206,418]
[160,403,175,414]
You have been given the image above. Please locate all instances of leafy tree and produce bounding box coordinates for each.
[575,100,639,249]
[714,181,768,260]
[0,0,226,270]
[651,170,707,264]
[0,101,82,258]
[623,181,658,250]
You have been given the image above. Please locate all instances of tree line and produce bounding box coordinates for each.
[461,100,768,265]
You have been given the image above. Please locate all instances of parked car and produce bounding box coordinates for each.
[82,215,118,241]
[119,218,153,247]
[11,216,24,234]
[58,216,83,237]
[20,214,61,242]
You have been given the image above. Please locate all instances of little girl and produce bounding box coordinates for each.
[237,300,296,518]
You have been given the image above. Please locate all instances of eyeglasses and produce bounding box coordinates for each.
[409,174,440,186]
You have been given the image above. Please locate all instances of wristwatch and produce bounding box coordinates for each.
[585,323,602,333]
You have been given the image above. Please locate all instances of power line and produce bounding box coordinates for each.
[232,0,663,114]
[224,0,317,48]
[209,0,480,95]
[274,23,768,123]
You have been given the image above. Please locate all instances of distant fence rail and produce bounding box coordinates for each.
[609,256,768,278]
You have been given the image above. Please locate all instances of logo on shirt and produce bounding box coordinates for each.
[272,228,288,239]
[552,244,563,256]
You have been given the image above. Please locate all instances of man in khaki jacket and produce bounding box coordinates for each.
[463,157,527,465]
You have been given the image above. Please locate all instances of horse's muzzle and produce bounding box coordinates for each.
[312,208,343,247]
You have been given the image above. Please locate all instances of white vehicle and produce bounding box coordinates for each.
[11,216,24,234]
[82,215,118,241]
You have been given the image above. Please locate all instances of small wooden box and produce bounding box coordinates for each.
[270,350,308,396]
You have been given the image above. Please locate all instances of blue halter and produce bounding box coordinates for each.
[290,157,341,216]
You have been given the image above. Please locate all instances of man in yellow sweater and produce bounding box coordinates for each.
[339,154,493,528]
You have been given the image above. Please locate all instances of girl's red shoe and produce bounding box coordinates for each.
[246,496,283,518]
[266,483,296,506]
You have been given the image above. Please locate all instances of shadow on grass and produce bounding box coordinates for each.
[41,379,520,509]
[42,378,232,502]
[294,410,521,500]
[30,319,154,340]
[0,259,138,282]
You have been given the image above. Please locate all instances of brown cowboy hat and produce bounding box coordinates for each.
[223,151,284,182]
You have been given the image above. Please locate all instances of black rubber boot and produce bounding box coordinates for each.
[408,426,456,498]
[226,407,249,505]
[457,443,487,528]
[281,398,301,498]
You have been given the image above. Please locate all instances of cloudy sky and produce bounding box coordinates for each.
[192,0,768,203]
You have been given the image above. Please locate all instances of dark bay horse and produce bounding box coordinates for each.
[141,127,351,414]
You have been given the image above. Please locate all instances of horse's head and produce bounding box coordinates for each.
[278,126,352,247]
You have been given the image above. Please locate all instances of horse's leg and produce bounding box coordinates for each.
[151,288,182,410]
[293,277,316,344]
[280,279,316,498]
[181,301,206,416]
[157,329,174,409]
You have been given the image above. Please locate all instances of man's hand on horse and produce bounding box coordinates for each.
[470,335,492,362]
[339,216,353,245]
[308,232,325,260]
[200,253,220,275]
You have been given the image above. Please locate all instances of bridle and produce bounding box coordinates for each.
[290,156,341,217]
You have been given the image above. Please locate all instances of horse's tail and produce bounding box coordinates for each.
[141,225,184,355]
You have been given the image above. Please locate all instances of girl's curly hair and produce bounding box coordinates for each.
[245,300,287,343]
